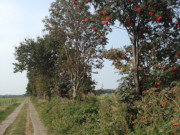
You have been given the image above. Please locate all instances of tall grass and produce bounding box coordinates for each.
[31,87,180,135]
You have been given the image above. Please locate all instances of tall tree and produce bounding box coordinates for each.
[26,71,37,96]
[76,0,180,94]
[43,0,108,99]
[14,35,57,99]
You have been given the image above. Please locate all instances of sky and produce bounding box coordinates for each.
[0,0,130,95]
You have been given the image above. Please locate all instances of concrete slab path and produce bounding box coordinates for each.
[0,100,26,135]
[29,99,47,135]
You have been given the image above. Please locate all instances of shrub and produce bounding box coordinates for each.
[32,97,100,135]
[131,87,180,134]
[31,86,180,135]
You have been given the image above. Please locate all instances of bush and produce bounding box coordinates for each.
[131,87,180,134]
[98,95,131,134]
[31,86,180,135]
[32,97,100,135]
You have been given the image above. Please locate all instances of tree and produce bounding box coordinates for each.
[14,35,57,99]
[43,0,108,99]
[26,71,37,96]
[76,0,180,94]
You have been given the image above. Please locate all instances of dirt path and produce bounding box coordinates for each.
[0,100,26,135]
[29,99,47,135]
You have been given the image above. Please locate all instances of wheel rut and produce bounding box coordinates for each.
[28,98,47,135]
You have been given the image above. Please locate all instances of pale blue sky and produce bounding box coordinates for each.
[0,0,130,95]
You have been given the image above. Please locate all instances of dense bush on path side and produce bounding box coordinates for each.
[31,86,180,135]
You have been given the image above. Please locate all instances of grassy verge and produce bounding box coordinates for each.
[31,87,180,135]
[31,97,100,135]
[4,103,33,135]
[0,103,20,123]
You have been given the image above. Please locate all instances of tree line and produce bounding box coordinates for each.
[14,0,180,100]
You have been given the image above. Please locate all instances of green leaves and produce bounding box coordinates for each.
[14,36,57,97]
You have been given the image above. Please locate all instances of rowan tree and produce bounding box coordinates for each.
[43,0,108,99]
[75,0,180,94]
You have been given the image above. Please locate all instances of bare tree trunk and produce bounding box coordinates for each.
[132,35,141,95]
[43,92,46,101]
[72,86,77,99]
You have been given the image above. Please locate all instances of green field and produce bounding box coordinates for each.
[0,97,25,111]
[0,97,26,123]
[0,103,20,123]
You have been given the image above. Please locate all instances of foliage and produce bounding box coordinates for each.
[106,44,180,93]
[14,0,101,99]
[31,86,180,135]
[43,0,108,98]
[116,88,140,106]
[131,86,180,134]
[75,0,180,94]
[26,71,38,96]
[13,36,57,98]
[171,81,180,87]
[31,97,100,135]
